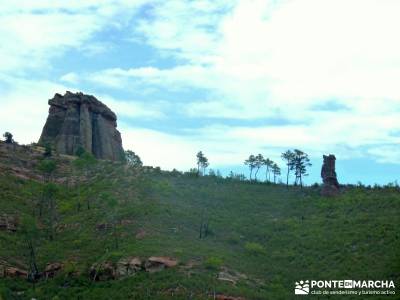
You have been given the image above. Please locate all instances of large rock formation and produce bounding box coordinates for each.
[39,92,124,161]
[321,154,340,196]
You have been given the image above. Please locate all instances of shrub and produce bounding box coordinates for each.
[244,242,265,255]
[3,132,13,144]
[44,143,52,157]
[75,146,85,157]
[204,256,223,270]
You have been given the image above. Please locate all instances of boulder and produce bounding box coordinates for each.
[321,154,340,196]
[89,262,116,281]
[39,91,124,161]
[5,267,28,279]
[145,257,178,273]
[217,267,247,285]
[116,257,142,277]
[44,262,63,279]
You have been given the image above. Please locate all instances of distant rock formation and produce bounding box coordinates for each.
[321,154,339,196]
[39,92,124,161]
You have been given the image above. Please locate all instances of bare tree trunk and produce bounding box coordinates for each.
[255,167,260,181]
[27,238,39,285]
[286,164,290,188]
[300,174,303,188]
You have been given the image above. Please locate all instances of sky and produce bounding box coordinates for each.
[1,0,400,185]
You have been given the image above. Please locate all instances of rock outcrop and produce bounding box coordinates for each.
[39,92,124,161]
[0,261,28,279]
[116,257,142,277]
[321,154,339,196]
[44,262,63,279]
[145,256,178,273]
[217,267,248,285]
[89,256,178,280]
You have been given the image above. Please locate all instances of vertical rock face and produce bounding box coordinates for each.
[321,154,339,196]
[39,92,124,161]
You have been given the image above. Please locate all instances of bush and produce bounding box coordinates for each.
[75,146,85,157]
[44,143,52,157]
[204,256,223,270]
[244,242,265,255]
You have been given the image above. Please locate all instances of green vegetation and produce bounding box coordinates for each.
[2,132,14,144]
[204,257,223,270]
[0,147,399,299]
[124,150,143,168]
[244,242,265,255]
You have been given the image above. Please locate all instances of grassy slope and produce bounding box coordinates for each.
[0,152,399,299]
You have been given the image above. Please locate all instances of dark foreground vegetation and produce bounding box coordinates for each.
[0,142,399,299]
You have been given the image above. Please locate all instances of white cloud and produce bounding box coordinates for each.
[121,128,198,169]
[0,0,148,73]
[99,95,167,119]
[134,0,235,63]
[60,72,79,84]
[129,0,400,106]
[368,145,400,164]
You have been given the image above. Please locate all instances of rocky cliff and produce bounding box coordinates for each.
[39,92,124,161]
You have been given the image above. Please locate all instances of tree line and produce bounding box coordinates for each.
[194,149,311,187]
[244,150,311,186]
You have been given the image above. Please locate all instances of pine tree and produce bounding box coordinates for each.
[244,155,256,180]
[291,149,312,187]
[272,163,281,184]
[281,150,295,187]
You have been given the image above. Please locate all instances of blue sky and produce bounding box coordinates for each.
[1,0,400,185]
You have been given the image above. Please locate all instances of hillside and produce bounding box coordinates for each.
[0,142,399,299]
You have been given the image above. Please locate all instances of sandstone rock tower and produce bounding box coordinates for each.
[39,91,124,161]
[321,154,339,196]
